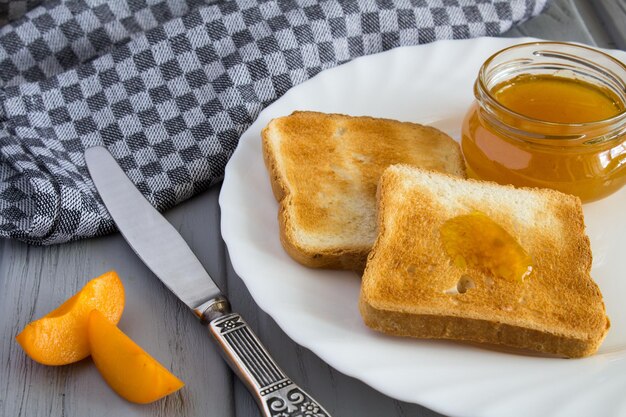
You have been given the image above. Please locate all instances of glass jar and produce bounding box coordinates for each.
[461,42,626,202]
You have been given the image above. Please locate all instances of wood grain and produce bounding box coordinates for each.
[504,0,613,48]
[592,0,626,50]
[0,188,234,417]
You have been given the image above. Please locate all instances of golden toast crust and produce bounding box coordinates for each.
[359,299,605,358]
[262,111,465,270]
[360,165,610,358]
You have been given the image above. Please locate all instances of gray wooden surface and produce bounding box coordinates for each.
[1,1,624,416]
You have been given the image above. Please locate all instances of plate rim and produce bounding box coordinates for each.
[219,36,626,417]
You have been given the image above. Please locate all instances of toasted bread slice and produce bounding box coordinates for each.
[262,111,465,270]
[360,165,610,358]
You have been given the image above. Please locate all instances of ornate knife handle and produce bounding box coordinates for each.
[207,312,332,417]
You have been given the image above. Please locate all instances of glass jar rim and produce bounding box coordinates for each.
[476,41,626,129]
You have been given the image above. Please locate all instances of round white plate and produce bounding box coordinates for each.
[219,37,626,417]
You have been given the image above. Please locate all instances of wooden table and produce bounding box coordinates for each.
[1,1,625,416]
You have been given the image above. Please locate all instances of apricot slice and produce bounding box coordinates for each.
[88,310,184,403]
[16,271,125,365]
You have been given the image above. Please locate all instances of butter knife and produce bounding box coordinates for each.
[85,146,331,417]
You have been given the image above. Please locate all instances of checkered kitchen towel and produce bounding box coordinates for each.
[0,0,550,245]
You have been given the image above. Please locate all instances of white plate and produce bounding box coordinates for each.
[219,37,626,417]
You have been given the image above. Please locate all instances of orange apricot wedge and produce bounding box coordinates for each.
[16,271,125,365]
[88,310,184,403]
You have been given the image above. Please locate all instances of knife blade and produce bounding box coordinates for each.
[84,146,221,310]
[85,146,331,417]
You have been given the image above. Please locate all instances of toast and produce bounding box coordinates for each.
[262,111,465,270]
[360,165,610,358]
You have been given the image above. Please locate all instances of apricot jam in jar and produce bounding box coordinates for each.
[462,42,626,202]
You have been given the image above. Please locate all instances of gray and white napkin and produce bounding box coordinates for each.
[0,0,550,244]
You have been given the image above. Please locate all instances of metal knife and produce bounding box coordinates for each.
[85,146,331,417]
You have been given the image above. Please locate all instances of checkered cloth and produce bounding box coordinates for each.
[0,0,549,245]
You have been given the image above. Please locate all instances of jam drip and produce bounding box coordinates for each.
[440,211,533,282]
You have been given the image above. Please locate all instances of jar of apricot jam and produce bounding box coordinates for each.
[462,42,626,202]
